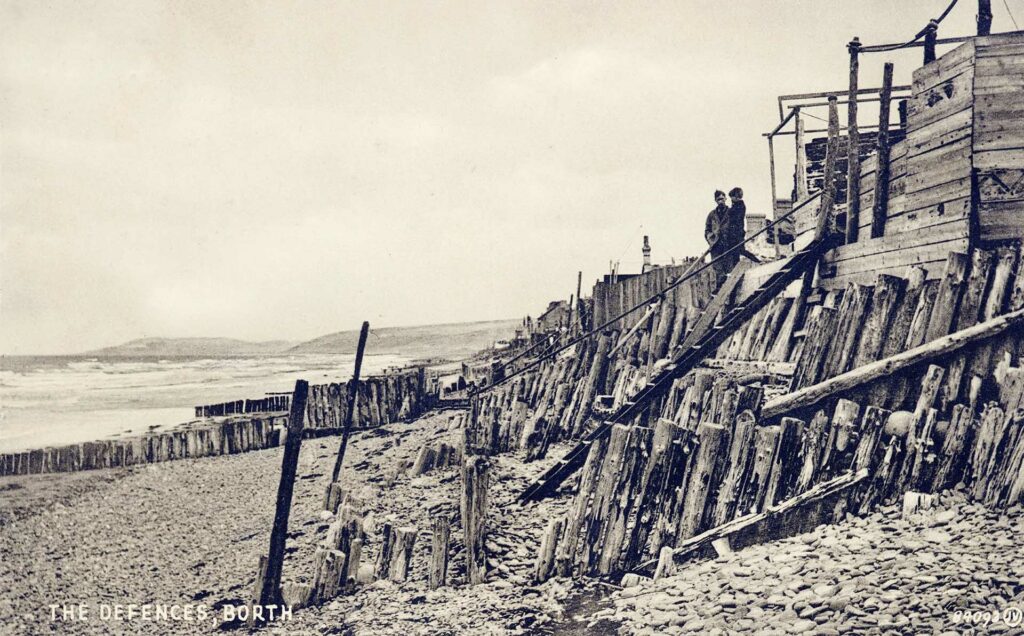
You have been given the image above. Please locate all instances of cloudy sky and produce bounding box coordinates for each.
[1,0,1016,354]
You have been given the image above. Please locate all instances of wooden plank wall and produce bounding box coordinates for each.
[591,262,717,332]
[974,33,1024,242]
[819,40,977,289]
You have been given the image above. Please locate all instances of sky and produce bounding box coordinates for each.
[2,0,1020,354]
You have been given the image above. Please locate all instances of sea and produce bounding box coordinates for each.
[0,354,411,454]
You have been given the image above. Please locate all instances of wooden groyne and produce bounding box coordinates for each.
[195,395,291,418]
[0,368,429,478]
[0,415,285,477]
[304,369,427,430]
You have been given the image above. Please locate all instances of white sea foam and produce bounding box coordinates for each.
[0,354,408,453]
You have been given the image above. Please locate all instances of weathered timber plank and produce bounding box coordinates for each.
[761,307,1024,419]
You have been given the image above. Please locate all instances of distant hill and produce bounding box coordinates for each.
[290,319,519,360]
[85,337,296,358]
[85,319,519,361]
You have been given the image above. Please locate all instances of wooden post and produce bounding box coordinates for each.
[461,456,490,584]
[675,423,730,541]
[768,135,778,212]
[924,20,938,65]
[575,270,583,332]
[791,96,840,334]
[816,97,841,240]
[653,546,676,580]
[534,516,564,583]
[846,37,862,244]
[794,108,808,201]
[257,379,309,609]
[327,321,370,499]
[429,516,451,589]
[375,524,417,582]
[978,0,993,35]
[871,63,895,238]
[311,548,347,602]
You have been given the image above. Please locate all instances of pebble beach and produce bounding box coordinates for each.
[2,408,1023,635]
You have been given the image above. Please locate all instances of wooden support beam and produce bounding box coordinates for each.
[860,35,970,53]
[978,0,993,35]
[763,307,1024,419]
[376,524,417,582]
[575,270,583,332]
[795,109,808,201]
[791,96,839,336]
[871,63,895,239]
[329,321,370,487]
[816,96,841,241]
[257,379,309,609]
[924,20,938,65]
[461,456,490,584]
[846,38,862,244]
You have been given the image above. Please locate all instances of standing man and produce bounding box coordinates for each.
[705,190,732,286]
[728,187,761,264]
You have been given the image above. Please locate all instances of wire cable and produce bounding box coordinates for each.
[1003,0,1020,29]
[868,0,960,52]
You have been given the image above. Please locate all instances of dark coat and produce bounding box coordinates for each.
[705,204,730,253]
[728,200,747,246]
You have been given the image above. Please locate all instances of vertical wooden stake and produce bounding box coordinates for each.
[429,516,451,589]
[575,270,583,333]
[534,516,564,583]
[258,379,309,609]
[846,37,862,244]
[924,20,938,64]
[843,40,860,242]
[795,108,808,201]
[461,456,490,584]
[792,96,840,335]
[978,0,993,35]
[653,546,676,580]
[814,96,841,242]
[328,321,370,491]
[871,63,895,239]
